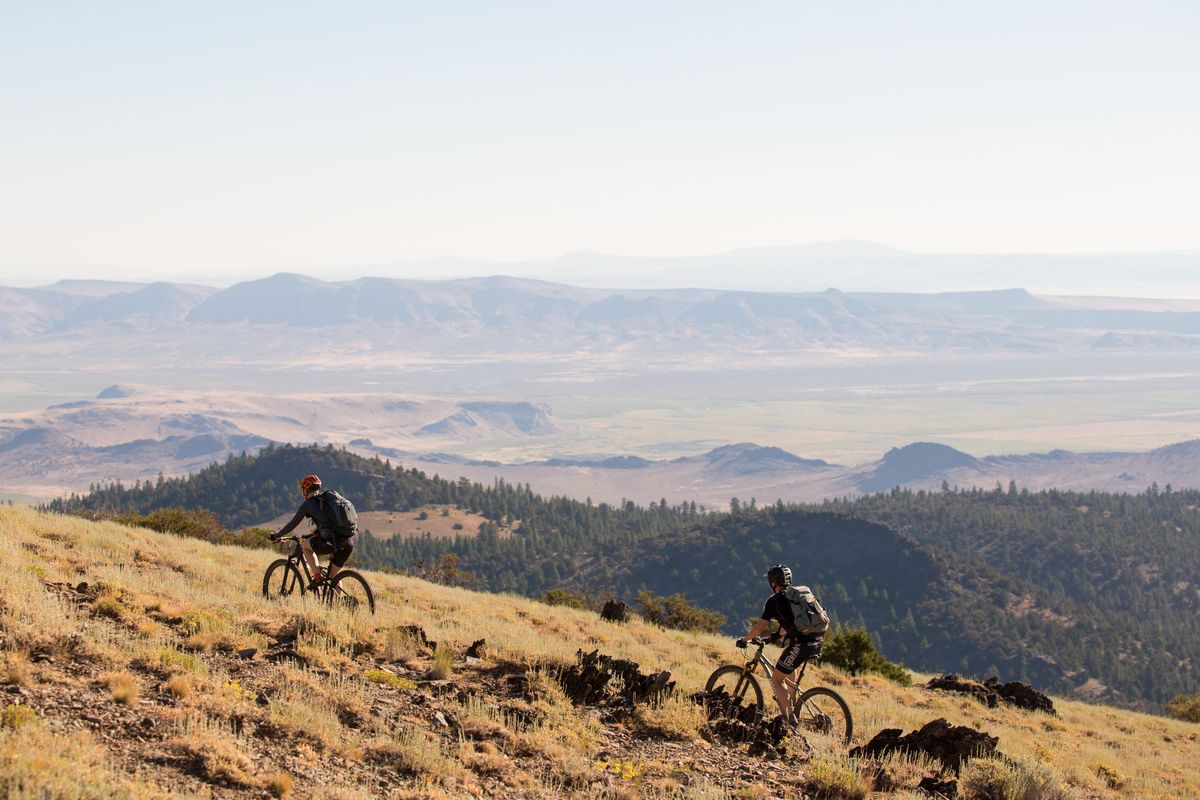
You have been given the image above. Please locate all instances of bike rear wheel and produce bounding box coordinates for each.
[704,664,764,714]
[794,686,853,745]
[327,570,375,615]
[262,559,305,600]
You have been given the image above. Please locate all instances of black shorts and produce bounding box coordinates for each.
[775,636,823,675]
[311,536,355,568]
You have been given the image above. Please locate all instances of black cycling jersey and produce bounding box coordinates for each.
[761,592,799,638]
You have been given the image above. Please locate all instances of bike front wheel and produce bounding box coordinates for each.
[704,664,764,714]
[327,570,375,615]
[794,686,853,745]
[262,559,305,600]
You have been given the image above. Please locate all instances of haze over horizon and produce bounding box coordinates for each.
[3,1,1198,286]
[4,240,1200,299]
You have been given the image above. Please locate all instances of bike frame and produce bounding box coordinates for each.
[739,638,810,694]
[277,533,347,600]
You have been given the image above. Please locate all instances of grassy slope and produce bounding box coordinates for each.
[1,505,1197,800]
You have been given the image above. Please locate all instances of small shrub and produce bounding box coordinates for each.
[1094,763,1125,790]
[821,625,912,685]
[1165,692,1200,723]
[367,726,466,782]
[635,590,725,634]
[264,771,294,798]
[633,691,708,741]
[103,671,140,705]
[2,704,38,730]
[166,675,192,699]
[803,752,871,800]
[542,588,591,611]
[93,596,127,620]
[429,644,454,680]
[173,717,259,790]
[3,653,32,688]
[381,628,423,664]
[960,757,1075,800]
[364,669,417,691]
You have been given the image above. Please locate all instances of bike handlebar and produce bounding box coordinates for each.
[736,635,771,649]
[270,532,315,542]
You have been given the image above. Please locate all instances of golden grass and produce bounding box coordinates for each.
[0,503,1198,800]
[1,719,167,799]
[173,713,261,790]
[2,651,32,687]
[103,670,140,705]
[429,641,454,679]
[633,690,709,741]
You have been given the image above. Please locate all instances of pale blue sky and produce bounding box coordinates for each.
[1,1,1197,282]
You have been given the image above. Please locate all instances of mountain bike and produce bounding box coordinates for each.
[262,533,375,614]
[705,636,852,744]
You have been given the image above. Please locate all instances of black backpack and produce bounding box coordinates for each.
[317,489,358,538]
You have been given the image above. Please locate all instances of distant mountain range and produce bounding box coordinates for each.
[0,386,561,499]
[4,274,1200,351]
[409,439,1200,507]
[5,378,1198,504]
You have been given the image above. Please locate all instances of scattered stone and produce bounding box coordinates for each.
[432,711,450,728]
[925,674,1055,715]
[601,600,630,623]
[464,639,488,659]
[236,647,257,660]
[918,775,958,798]
[264,640,302,664]
[850,718,999,773]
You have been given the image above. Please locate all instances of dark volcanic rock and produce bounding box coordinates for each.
[850,718,999,772]
[926,673,1055,715]
[559,650,675,707]
[600,600,629,623]
[917,775,958,798]
[690,687,806,760]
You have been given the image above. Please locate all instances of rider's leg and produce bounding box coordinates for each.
[326,538,354,581]
[299,538,322,577]
[770,668,798,721]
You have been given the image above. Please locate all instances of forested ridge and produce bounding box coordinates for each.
[48,444,1200,709]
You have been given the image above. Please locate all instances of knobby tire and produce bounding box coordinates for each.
[794,685,853,745]
[704,664,765,713]
[262,559,305,600]
[327,570,375,615]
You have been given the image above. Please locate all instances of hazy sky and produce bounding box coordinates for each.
[2,1,1198,283]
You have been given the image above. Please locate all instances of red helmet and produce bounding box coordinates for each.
[298,474,322,494]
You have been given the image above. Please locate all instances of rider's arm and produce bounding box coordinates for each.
[742,618,773,641]
[274,503,310,537]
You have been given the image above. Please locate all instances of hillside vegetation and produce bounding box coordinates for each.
[4,504,1200,799]
[49,444,1200,708]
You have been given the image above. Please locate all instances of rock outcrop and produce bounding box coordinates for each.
[926,673,1055,714]
[850,718,999,772]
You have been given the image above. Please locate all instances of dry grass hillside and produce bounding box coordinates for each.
[2,503,1198,800]
[254,505,511,541]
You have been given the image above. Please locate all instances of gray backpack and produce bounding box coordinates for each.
[784,585,830,636]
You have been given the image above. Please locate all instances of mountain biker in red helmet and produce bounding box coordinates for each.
[269,474,356,588]
[738,564,825,725]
